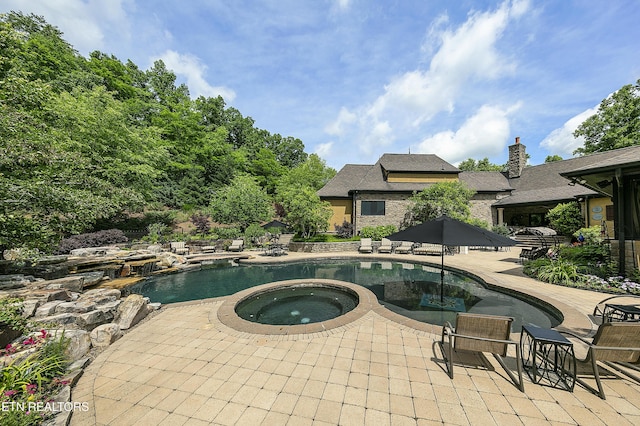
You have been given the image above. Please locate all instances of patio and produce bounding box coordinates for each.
[69,250,640,425]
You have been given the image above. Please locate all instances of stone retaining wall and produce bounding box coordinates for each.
[288,241,362,253]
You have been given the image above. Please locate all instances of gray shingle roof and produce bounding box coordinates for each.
[316,164,370,197]
[459,172,511,192]
[561,145,640,176]
[378,153,459,173]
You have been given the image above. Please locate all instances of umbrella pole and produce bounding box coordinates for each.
[440,246,444,303]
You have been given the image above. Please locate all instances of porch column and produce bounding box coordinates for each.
[497,208,505,225]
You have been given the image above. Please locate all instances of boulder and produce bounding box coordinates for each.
[79,288,121,305]
[78,310,109,330]
[45,276,84,293]
[21,299,40,318]
[35,301,65,317]
[39,313,81,328]
[74,271,105,287]
[115,294,148,330]
[55,300,97,314]
[51,329,91,361]
[90,323,122,348]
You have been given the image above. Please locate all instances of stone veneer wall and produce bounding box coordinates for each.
[469,194,499,225]
[610,240,640,275]
[355,193,410,234]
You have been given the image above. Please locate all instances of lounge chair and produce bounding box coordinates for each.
[560,322,640,399]
[228,239,244,252]
[378,238,393,253]
[440,313,524,391]
[358,238,373,253]
[394,241,413,254]
[170,241,189,255]
[413,243,442,255]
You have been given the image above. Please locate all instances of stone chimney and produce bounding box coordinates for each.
[508,136,526,178]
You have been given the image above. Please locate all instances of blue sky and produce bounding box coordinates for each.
[3,0,639,171]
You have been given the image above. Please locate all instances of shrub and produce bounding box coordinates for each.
[215,227,241,239]
[0,298,29,334]
[573,226,604,245]
[144,223,168,244]
[190,213,211,235]
[546,202,583,236]
[491,224,511,236]
[334,221,354,238]
[56,229,128,254]
[244,224,267,247]
[536,259,582,285]
[360,225,397,241]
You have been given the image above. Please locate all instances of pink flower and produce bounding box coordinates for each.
[40,329,48,339]
[4,344,16,354]
[4,390,17,397]
[23,336,36,346]
[26,384,37,394]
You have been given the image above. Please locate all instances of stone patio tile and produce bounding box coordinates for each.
[137,387,173,408]
[193,377,224,396]
[562,404,607,425]
[127,407,169,425]
[177,374,208,393]
[292,395,320,418]
[190,397,226,422]
[480,392,515,414]
[413,397,442,422]
[233,406,268,425]
[262,373,288,392]
[368,375,390,392]
[339,403,366,426]
[93,397,132,424]
[390,377,413,396]
[171,393,208,417]
[462,405,499,425]
[262,410,290,425]
[271,392,298,415]
[507,396,546,419]
[314,399,342,424]
[389,394,415,418]
[365,408,391,425]
[366,389,390,411]
[532,400,575,424]
[490,411,526,425]
[157,412,189,426]
[109,404,151,426]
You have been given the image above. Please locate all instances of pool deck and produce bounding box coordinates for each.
[70,249,640,425]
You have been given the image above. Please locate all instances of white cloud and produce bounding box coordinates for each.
[314,142,334,159]
[325,107,356,136]
[414,104,519,164]
[157,50,236,101]
[2,0,131,54]
[539,107,598,157]
[328,0,531,158]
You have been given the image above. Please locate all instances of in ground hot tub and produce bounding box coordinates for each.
[217,279,377,335]
[235,284,358,325]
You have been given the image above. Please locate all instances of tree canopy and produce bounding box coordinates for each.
[457,157,504,172]
[404,181,476,227]
[574,79,640,155]
[0,12,335,251]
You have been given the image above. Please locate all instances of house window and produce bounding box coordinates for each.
[361,201,385,216]
[606,205,614,221]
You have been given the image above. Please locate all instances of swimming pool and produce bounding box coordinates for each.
[129,258,561,330]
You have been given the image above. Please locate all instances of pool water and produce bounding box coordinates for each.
[130,259,561,330]
[235,285,359,325]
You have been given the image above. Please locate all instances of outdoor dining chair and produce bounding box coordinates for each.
[560,322,640,399]
[440,312,524,391]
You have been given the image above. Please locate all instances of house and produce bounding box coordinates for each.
[559,145,640,274]
[318,138,619,236]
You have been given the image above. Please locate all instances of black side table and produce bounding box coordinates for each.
[602,303,640,322]
[520,324,576,391]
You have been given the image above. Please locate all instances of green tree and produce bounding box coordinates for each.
[279,186,332,238]
[544,155,563,163]
[405,181,475,226]
[209,175,273,232]
[277,154,337,192]
[457,157,504,171]
[574,79,640,155]
[545,202,584,236]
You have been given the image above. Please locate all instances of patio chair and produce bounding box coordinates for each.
[228,239,244,252]
[170,241,189,255]
[378,238,393,253]
[560,322,640,399]
[592,295,640,323]
[394,241,413,254]
[440,313,524,391]
[413,243,442,255]
[358,238,373,253]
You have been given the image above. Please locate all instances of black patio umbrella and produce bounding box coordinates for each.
[386,215,517,302]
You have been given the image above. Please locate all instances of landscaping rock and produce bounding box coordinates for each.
[30,289,73,303]
[90,323,122,348]
[79,288,121,305]
[54,329,91,361]
[45,276,85,293]
[40,313,82,328]
[0,274,31,289]
[35,301,66,317]
[55,300,97,314]
[21,299,40,318]
[74,271,105,287]
[115,294,149,329]
[78,310,109,330]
